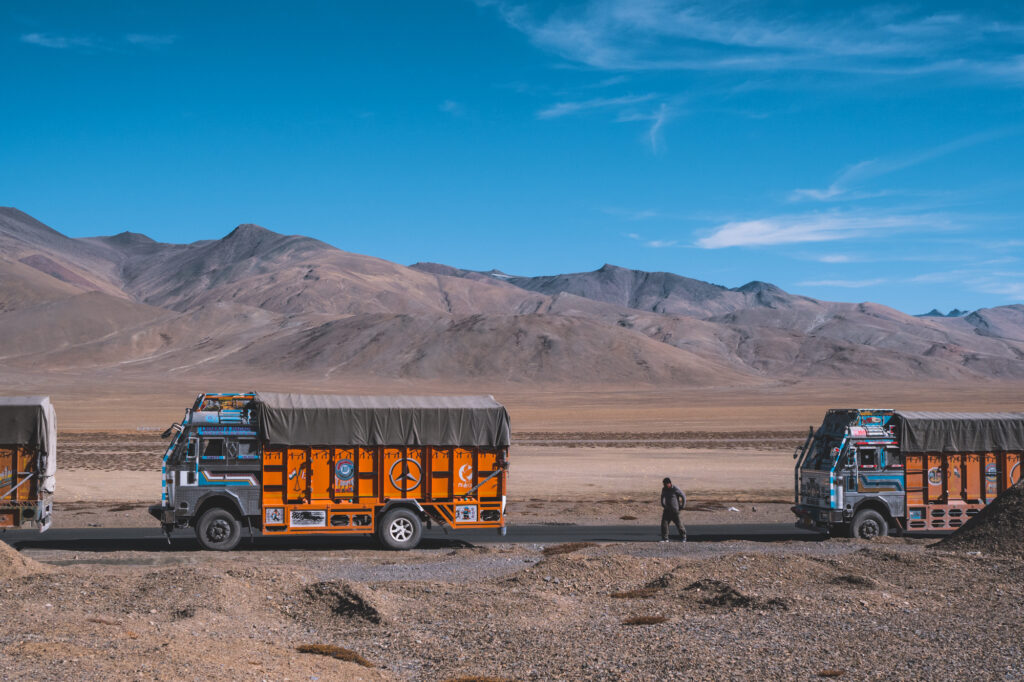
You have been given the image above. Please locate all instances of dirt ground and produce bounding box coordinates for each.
[3,383,1023,680]
[2,536,1022,681]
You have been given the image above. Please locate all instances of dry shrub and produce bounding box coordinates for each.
[295,643,374,668]
[619,515,638,520]
[542,542,597,557]
[610,587,660,599]
[86,616,118,625]
[622,615,668,625]
[441,677,517,682]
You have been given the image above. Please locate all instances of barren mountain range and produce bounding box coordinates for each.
[1,206,1023,386]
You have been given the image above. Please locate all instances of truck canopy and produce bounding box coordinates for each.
[253,393,511,447]
[896,411,1024,454]
[0,396,56,493]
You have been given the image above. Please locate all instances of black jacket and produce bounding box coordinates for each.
[661,485,686,512]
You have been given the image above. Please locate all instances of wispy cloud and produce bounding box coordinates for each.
[624,231,679,248]
[439,99,466,116]
[617,102,672,152]
[791,128,1023,202]
[21,33,94,49]
[696,211,949,248]
[799,278,887,288]
[21,32,176,51]
[818,254,854,263]
[486,1,1024,83]
[124,34,176,47]
[537,94,656,119]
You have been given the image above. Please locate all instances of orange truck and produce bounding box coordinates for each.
[0,396,56,532]
[793,409,1024,538]
[149,393,510,550]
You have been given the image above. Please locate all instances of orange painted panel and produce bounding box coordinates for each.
[984,453,999,500]
[946,454,962,501]
[963,453,981,502]
[454,448,474,496]
[357,448,376,499]
[1007,453,1021,487]
[478,451,500,497]
[926,455,944,502]
[431,448,451,498]
[905,454,925,506]
[309,448,331,501]
[382,447,423,498]
[286,448,309,503]
[331,448,356,498]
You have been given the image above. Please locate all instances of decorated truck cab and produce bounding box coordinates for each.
[793,409,1024,538]
[150,392,510,550]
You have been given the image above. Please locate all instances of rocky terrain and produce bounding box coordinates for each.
[3,206,1024,387]
[2,533,1022,681]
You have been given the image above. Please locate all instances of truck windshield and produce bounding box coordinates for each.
[806,436,840,471]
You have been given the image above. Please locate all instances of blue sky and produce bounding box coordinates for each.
[3,1,1023,314]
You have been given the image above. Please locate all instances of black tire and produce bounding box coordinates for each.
[828,523,850,538]
[195,507,242,551]
[377,508,422,550]
[850,509,888,540]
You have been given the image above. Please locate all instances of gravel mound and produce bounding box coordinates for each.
[0,540,51,578]
[936,480,1024,556]
[682,578,790,611]
[296,581,398,627]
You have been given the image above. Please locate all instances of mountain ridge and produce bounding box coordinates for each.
[2,208,1023,385]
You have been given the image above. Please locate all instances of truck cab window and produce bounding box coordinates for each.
[184,439,197,462]
[201,439,225,460]
[236,439,258,459]
[883,449,903,470]
[858,448,878,469]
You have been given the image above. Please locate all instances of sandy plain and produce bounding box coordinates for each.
[4,380,1024,680]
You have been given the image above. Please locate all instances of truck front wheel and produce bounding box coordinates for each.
[196,507,242,551]
[378,508,422,550]
[850,509,888,540]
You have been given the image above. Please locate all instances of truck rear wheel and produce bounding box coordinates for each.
[378,508,422,550]
[850,509,888,540]
[196,507,242,551]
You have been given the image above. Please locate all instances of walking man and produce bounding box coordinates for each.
[660,477,687,542]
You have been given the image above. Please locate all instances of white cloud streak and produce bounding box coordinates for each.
[21,33,93,49]
[537,94,656,119]
[439,100,466,116]
[124,34,176,47]
[487,1,1024,83]
[792,128,1023,202]
[696,212,948,248]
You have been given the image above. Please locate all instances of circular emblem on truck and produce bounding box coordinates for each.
[336,459,355,482]
[985,463,997,481]
[927,467,942,486]
[389,458,422,490]
[458,464,473,485]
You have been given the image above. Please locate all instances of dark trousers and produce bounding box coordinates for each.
[661,509,686,540]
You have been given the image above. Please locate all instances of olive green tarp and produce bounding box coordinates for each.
[254,393,510,447]
[896,411,1024,454]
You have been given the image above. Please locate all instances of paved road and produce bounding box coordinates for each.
[2,523,823,553]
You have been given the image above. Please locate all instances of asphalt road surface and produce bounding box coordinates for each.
[2,523,823,553]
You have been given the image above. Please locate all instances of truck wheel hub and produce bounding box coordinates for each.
[389,518,413,541]
[208,520,230,542]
